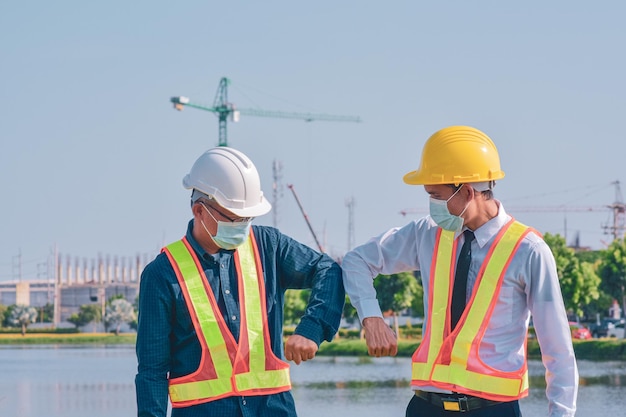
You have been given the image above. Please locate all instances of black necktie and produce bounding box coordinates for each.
[451,230,475,330]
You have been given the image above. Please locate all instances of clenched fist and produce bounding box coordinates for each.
[284,334,318,365]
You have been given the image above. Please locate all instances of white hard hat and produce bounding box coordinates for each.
[183,147,272,217]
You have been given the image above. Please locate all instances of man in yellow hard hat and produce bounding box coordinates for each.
[135,146,345,417]
[342,126,578,416]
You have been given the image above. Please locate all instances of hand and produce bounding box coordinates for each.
[362,317,398,357]
[284,334,318,365]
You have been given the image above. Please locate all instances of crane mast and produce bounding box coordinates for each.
[171,77,361,147]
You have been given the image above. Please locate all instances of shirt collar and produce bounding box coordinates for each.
[469,200,509,248]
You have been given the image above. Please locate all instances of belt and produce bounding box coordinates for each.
[414,390,502,412]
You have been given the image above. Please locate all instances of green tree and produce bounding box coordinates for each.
[342,295,362,338]
[104,298,136,335]
[342,295,359,327]
[576,249,603,264]
[598,237,626,317]
[409,271,425,318]
[7,305,38,336]
[544,233,600,319]
[0,304,8,326]
[67,304,102,332]
[128,296,139,331]
[373,272,420,335]
[33,303,55,323]
[283,289,310,326]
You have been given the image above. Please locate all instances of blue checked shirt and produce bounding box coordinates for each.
[135,221,345,417]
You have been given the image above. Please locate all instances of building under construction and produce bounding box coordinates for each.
[0,252,150,324]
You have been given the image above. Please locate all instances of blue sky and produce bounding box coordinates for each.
[1,1,625,281]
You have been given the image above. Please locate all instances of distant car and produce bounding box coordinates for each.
[589,318,625,338]
[569,322,592,340]
[607,322,625,339]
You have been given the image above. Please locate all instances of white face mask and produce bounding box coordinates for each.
[200,204,252,249]
[429,186,470,233]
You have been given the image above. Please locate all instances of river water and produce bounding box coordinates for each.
[1,345,624,417]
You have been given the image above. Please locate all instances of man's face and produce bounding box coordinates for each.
[424,184,469,217]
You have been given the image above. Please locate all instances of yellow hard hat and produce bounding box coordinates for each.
[403,125,505,186]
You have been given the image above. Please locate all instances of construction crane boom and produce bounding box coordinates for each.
[171,77,361,147]
[400,205,609,216]
[399,180,626,242]
[287,184,324,253]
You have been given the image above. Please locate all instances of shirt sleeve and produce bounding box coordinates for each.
[271,229,345,346]
[135,255,173,417]
[525,239,578,417]
[341,221,421,322]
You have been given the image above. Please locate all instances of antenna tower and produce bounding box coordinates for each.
[272,160,283,228]
[603,180,626,241]
[346,197,355,251]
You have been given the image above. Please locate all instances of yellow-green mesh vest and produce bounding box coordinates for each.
[163,232,291,407]
[411,220,532,401]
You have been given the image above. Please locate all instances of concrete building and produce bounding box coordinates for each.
[1,252,147,324]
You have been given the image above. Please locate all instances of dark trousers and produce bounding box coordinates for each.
[405,394,522,417]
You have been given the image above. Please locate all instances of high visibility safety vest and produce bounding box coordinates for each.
[163,231,291,408]
[412,219,535,402]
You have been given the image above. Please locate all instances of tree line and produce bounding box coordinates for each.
[3,233,625,336]
[0,295,137,336]
[285,234,626,335]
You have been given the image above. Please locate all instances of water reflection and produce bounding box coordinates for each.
[1,346,625,417]
[291,357,626,417]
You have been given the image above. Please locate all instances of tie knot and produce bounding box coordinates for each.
[463,230,475,242]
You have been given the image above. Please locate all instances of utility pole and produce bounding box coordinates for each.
[53,244,60,326]
[12,249,22,282]
[346,197,355,252]
[272,160,283,228]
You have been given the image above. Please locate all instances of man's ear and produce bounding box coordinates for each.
[191,202,204,218]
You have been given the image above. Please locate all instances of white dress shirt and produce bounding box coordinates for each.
[342,202,578,417]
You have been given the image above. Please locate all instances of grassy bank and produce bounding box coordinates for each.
[0,333,136,345]
[2,333,626,361]
[318,338,626,361]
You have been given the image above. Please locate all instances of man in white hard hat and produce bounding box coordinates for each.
[135,146,345,417]
[342,126,577,416]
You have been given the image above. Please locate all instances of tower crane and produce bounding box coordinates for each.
[171,77,362,147]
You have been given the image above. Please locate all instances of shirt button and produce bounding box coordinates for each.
[232,315,237,321]
[225,289,230,294]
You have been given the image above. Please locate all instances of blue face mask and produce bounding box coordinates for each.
[201,204,253,249]
[429,186,469,233]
